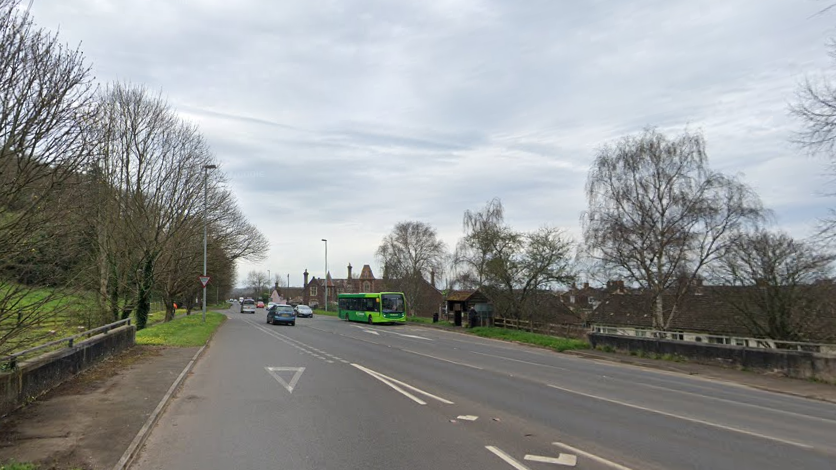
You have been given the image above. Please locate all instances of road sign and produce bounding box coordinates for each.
[198,275,211,287]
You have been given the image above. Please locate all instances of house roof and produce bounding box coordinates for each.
[589,285,836,341]
[359,264,375,279]
[446,290,474,302]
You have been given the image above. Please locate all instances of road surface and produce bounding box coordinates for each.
[132,307,836,470]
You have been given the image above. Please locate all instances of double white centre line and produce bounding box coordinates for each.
[352,363,454,405]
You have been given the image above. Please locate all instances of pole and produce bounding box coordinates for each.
[322,239,328,311]
[202,169,208,323]
[201,164,216,323]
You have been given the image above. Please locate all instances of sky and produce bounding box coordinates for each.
[27,0,836,287]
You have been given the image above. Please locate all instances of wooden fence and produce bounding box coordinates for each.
[493,317,589,339]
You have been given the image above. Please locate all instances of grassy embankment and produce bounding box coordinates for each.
[135,311,226,346]
[0,283,219,357]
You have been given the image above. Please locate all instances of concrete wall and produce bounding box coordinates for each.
[0,324,136,417]
[589,333,836,383]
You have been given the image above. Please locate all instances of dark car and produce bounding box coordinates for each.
[294,305,313,318]
[267,304,296,326]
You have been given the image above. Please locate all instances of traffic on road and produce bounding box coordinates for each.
[130,302,836,470]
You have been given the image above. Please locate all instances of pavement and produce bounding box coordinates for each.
[0,345,200,470]
[0,314,835,469]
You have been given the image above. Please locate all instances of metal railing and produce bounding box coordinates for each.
[493,317,589,339]
[591,325,836,356]
[2,318,132,370]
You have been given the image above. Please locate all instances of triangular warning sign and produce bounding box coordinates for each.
[198,276,211,287]
[265,367,305,393]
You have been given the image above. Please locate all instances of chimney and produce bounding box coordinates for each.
[583,282,589,289]
[431,269,436,287]
[348,263,353,280]
[303,269,310,305]
[617,280,624,290]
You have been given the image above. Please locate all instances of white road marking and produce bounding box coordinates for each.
[551,442,635,470]
[402,349,484,370]
[524,453,577,466]
[354,325,432,341]
[632,380,836,425]
[352,363,454,405]
[352,364,427,405]
[485,446,530,470]
[470,350,569,371]
[392,332,432,340]
[547,384,814,449]
[457,415,479,421]
[265,367,305,393]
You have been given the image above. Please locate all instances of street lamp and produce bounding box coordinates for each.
[321,239,328,311]
[202,164,217,323]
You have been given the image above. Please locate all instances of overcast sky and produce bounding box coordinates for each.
[29,0,836,287]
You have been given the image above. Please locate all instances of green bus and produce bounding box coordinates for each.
[338,292,406,324]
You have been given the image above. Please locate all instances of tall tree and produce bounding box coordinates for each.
[792,41,836,238]
[456,199,575,323]
[377,221,447,316]
[92,83,217,329]
[582,128,765,331]
[712,230,836,341]
[0,0,97,355]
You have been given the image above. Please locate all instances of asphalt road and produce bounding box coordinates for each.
[132,306,836,470]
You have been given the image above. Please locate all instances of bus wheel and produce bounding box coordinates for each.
[367,315,373,325]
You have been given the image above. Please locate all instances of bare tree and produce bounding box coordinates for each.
[246,270,269,299]
[0,0,97,355]
[377,221,447,316]
[712,230,836,341]
[791,44,836,237]
[92,83,217,329]
[456,199,575,325]
[582,128,765,331]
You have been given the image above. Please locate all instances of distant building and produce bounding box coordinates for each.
[302,263,443,316]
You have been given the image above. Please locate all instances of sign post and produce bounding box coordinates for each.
[199,276,211,323]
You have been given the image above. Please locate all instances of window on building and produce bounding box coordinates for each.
[363,281,371,292]
[310,286,317,296]
[569,295,576,304]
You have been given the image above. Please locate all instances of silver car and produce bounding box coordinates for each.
[294,305,313,318]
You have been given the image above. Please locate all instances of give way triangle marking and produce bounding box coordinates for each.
[265,367,306,393]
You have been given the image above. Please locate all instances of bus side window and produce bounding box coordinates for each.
[364,298,376,312]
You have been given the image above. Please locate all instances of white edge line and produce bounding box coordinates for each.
[552,442,635,470]
[633,380,836,426]
[351,363,427,405]
[485,446,530,470]
[403,348,484,370]
[112,344,207,470]
[355,363,455,404]
[547,384,814,450]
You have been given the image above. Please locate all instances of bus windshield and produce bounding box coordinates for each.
[381,294,405,313]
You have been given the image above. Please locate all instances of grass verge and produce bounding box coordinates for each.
[135,312,226,347]
[313,309,339,317]
[467,327,589,352]
[0,462,38,470]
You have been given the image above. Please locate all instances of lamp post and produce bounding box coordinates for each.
[267,269,271,298]
[321,239,328,311]
[202,164,217,323]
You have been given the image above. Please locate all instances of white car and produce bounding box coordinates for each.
[294,305,313,318]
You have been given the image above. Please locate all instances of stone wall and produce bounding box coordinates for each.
[0,324,136,417]
[588,333,836,383]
